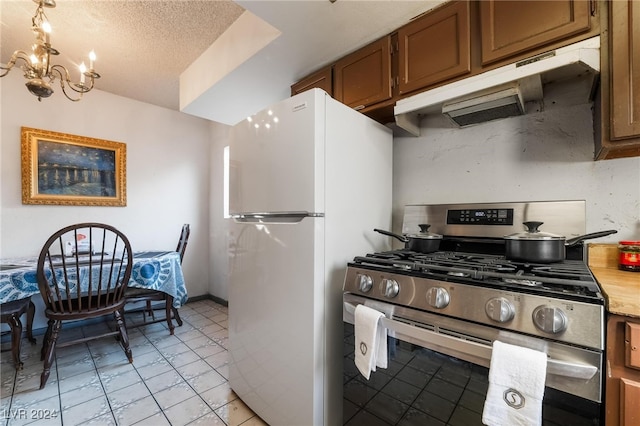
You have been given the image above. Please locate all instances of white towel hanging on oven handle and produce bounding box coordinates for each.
[354,304,387,380]
[482,340,547,426]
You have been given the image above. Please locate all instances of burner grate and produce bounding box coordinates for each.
[351,250,601,299]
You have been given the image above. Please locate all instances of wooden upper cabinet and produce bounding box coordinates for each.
[397,1,471,96]
[595,0,640,159]
[291,66,332,97]
[610,0,640,140]
[480,0,593,65]
[333,36,392,110]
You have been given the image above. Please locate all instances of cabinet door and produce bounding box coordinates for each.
[627,322,640,369]
[610,0,640,139]
[333,36,392,110]
[606,315,640,425]
[397,1,471,96]
[620,378,640,426]
[480,0,592,65]
[291,66,332,97]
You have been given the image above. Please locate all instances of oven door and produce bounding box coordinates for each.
[342,293,603,425]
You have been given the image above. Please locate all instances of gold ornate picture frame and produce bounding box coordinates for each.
[21,127,127,206]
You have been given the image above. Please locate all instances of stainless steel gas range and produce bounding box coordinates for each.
[342,201,607,425]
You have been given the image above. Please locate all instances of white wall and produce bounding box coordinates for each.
[1,71,214,329]
[392,85,640,244]
[209,124,232,302]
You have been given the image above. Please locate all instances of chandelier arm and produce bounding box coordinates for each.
[59,85,83,102]
[0,50,33,77]
[49,65,83,101]
[50,65,96,94]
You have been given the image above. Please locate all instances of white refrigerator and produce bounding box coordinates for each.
[228,89,392,426]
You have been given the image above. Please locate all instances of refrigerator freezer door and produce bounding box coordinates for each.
[229,90,325,215]
[229,218,326,426]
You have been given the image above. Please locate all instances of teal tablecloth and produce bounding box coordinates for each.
[0,251,187,308]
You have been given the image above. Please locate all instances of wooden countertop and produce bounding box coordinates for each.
[588,243,640,318]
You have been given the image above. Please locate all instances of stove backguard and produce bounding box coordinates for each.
[402,200,586,239]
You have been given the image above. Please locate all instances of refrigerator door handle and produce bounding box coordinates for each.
[231,211,324,223]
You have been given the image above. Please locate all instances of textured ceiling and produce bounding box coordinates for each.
[2,0,444,123]
[1,0,244,110]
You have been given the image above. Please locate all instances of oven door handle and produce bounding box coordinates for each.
[344,301,598,380]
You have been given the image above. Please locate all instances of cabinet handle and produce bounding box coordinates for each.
[353,105,365,111]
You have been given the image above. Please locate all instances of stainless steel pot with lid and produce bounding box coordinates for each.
[374,224,443,253]
[504,221,617,263]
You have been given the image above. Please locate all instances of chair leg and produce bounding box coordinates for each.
[114,309,133,363]
[7,314,24,370]
[40,320,61,389]
[145,300,155,321]
[165,296,175,335]
[172,306,183,327]
[26,300,36,344]
[165,295,182,327]
[41,319,54,361]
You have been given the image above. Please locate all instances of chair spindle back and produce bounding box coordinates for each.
[37,223,133,316]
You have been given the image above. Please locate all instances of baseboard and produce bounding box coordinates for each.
[1,296,228,344]
[186,294,228,307]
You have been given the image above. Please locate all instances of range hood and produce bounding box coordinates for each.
[394,36,600,136]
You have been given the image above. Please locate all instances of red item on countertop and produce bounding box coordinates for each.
[619,241,640,272]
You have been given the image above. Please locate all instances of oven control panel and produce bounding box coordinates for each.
[343,266,604,350]
[446,208,514,225]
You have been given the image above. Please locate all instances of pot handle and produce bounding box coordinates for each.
[565,229,618,246]
[523,221,544,232]
[374,228,409,243]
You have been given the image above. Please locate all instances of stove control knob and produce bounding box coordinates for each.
[485,298,515,323]
[357,274,373,293]
[532,306,567,334]
[426,287,450,309]
[382,279,399,298]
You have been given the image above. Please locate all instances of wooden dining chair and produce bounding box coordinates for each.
[0,297,36,370]
[124,224,189,335]
[37,223,134,389]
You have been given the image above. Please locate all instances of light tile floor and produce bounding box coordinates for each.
[0,300,267,426]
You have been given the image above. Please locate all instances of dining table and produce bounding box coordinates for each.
[0,250,188,307]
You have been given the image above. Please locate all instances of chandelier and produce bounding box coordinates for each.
[0,0,100,102]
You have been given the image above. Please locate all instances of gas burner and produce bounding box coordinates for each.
[531,265,591,280]
[448,271,471,278]
[503,278,543,287]
[393,263,413,271]
[485,264,518,273]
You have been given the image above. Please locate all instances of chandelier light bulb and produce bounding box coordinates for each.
[89,50,96,69]
[79,62,86,84]
[42,21,51,44]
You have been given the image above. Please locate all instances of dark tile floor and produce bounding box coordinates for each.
[342,322,488,426]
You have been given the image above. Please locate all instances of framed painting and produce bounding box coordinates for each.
[21,127,127,206]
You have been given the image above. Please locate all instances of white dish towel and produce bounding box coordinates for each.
[482,340,547,426]
[354,304,387,380]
